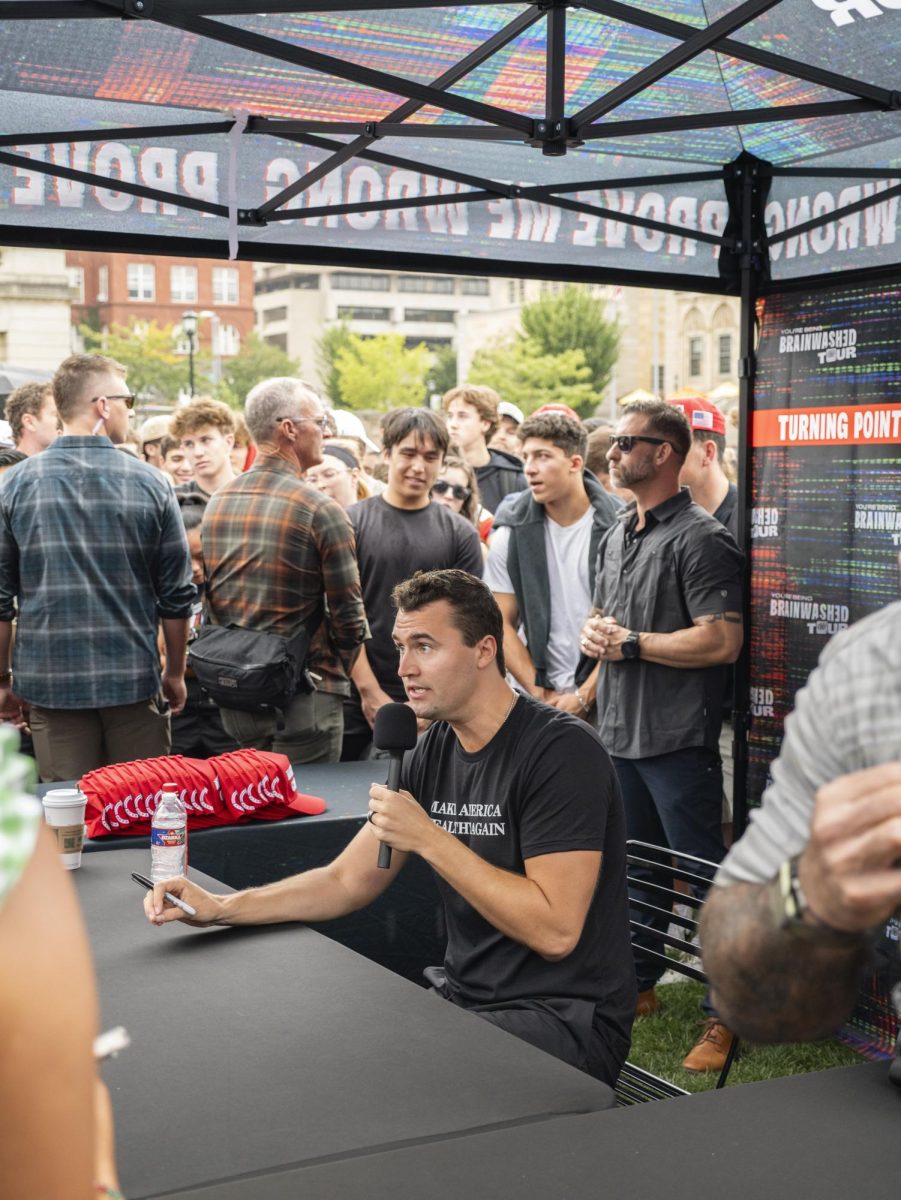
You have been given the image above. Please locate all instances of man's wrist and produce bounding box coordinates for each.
[772,856,871,947]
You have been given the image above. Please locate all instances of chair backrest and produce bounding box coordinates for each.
[625,839,739,1091]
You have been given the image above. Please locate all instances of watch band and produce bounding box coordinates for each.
[774,857,867,946]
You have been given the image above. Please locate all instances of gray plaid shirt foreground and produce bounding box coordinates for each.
[0,437,195,709]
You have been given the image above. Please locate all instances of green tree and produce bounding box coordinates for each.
[216,332,300,408]
[520,285,619,396]
[334,334,433,411]
[79,319,204,403]
[468,338,595,415]
[427,344,458,398]
[315,322,357,406]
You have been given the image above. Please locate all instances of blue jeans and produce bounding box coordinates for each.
[613,746,725,996]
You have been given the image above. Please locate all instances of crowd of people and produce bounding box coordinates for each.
[14,350,862,1196]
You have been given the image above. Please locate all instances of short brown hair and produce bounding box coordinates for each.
[381,407,449,456]
[585,427,614,479]
[170,397,237,440]
[441,385,500,442]
[4,382,53,443]
[620,399,691,460]
[232,411,253,449]
[519,412,586,460]
[391,569,505,677]
[53,354,126,423]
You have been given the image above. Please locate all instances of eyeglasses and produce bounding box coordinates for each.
[276,415,331,431]
[306,467,349,484]
[94,393,137,410]
[608,434,672,454]
[432,479,472,503]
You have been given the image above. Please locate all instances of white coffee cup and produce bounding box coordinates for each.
[42,788,87,869]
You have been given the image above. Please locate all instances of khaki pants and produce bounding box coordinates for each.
[30,695,172,783]
[219,690,344,764]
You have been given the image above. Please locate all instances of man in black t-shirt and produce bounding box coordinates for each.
[343,408,483,760]
[144,570,635,1092]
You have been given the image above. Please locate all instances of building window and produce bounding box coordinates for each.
[216,324,241,356]
[718,333,733,376]
[265,333,288,352]
[212,267,239,305]
[688,336,704,378]
[331,272,390,291]
[461,278,490,296]
[67,266,85,304]
[397,276,455,294]
[170,265,198,304]
[336,306,391,321]
[127,263,155,302]
[97,266,109,302]
[263,306,288,325]
[404,309,455,324]
[255,272,319,295]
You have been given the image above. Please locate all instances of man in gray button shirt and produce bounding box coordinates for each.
[580,399,743,1072]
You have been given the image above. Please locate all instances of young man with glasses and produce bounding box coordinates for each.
[0,354,195,780]
[578,398,744,1073]
[485,412,619,719]
[201,378,368,764]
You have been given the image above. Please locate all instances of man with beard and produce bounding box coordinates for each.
[579,399,743,1073]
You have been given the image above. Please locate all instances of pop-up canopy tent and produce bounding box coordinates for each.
[1,0,898,294]
[2,0,900,833]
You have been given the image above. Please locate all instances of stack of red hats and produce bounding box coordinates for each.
[80,749,325,839]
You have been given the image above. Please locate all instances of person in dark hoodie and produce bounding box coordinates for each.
[484,411,619,720]
[442,385,526,514]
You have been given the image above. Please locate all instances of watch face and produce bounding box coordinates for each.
[622,635,639,660]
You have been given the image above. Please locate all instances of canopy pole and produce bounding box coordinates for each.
[730,156,769,839]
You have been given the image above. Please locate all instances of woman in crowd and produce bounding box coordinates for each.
[305,444,370,510]
[431,455,493,547]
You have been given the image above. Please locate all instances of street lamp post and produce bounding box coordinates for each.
[182,309,198,398]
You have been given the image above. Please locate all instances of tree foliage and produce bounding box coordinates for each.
[215,332,300,408]
[315,322,357,405]
[426,344,458,398]
[333,334,433,410]
[520,286,619,396]
[79,319,203,403]
[467,338,596,415]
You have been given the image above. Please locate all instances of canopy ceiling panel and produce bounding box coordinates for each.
[1,0,898,291]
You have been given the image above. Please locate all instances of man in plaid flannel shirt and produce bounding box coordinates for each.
[201,378,368,763]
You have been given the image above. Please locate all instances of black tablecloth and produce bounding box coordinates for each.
[77,847,614,1199]
[158,1059,900,1200]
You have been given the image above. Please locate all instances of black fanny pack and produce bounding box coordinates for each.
[188,604,322,714]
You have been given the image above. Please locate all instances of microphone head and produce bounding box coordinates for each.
[373,702,419,752]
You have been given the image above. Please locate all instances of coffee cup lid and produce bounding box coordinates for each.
[42,788,87,808]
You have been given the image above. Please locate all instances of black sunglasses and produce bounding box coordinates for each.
[94,392,137,410]
[608,434,672,454]
[432,479,472,503]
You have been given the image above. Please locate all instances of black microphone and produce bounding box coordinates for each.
[373,702,419,869]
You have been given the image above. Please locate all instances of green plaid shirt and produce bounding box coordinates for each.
[202,453,368,696]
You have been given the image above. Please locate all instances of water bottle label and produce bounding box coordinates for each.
[151,827,186,847]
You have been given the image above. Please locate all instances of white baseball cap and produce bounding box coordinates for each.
[331,410,380,454]
[497,401,524,425]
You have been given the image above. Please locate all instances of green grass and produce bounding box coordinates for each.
[629,980,862,1093]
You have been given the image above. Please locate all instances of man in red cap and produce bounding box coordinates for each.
[668,398,737,540]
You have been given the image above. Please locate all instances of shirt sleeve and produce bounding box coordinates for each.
[518,723,612,859]
[482,525,513,594]
[313,498,369,667]
[0,491,19,624]
[454,518,484,579]
[678,521,744,619]
[155,491,197,619]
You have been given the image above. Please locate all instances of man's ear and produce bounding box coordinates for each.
[476,635,498,671]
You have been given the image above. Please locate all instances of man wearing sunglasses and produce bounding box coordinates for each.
[578,399,743,1073]
[0,354,195,781]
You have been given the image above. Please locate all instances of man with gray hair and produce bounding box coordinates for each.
[200,378,368,762]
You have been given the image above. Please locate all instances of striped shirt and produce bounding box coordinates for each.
[201,453,368,696]
[0,437,195,709]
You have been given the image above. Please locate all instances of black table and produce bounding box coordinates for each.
[157,1060,900,1200]
[72,761,446,983]
[78,848,615,1199]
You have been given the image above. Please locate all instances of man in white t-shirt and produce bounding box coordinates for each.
[484,412,619,719]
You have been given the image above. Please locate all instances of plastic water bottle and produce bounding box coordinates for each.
[150,783,187,883]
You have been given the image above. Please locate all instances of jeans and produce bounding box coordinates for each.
[613,746,726,995]
[219,690,344,764]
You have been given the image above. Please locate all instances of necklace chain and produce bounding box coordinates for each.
[501,688,518,725]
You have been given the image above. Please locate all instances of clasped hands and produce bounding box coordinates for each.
[579,613,629,663]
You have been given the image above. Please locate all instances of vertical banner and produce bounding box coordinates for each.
[750,278,901,1054]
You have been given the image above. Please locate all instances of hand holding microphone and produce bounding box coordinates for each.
[371,703,419,869]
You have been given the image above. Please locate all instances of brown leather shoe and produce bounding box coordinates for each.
[635,988,659,1018]
[681,1018,736,1073]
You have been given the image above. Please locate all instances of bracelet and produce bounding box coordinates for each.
[575,689,592,714]
[95,1187,124,1199]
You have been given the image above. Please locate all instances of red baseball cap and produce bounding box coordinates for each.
[667,396,726,437]
[532,403,582,423]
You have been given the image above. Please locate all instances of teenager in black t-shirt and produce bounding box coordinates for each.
[143,570,634,1091]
